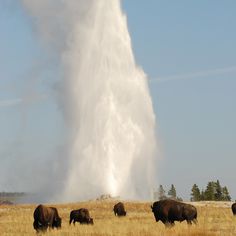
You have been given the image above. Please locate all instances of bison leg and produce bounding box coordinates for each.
[187,220,192,225]
[36,224,47,233]
[69,218,73,225]
[162,220,171,228]
[193,218,198,224]
[165,222,173,228]
[170,221,175,227]
[164,220,175,228]
[42,226,48,232]
[33,220,46,233]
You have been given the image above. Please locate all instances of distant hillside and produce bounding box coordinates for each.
[0,192,25,197]
[0,192,26,204]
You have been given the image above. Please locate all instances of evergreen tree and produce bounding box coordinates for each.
[168,184,177,199]
[200,189,205,200]
[214,180,223,201]
[153,188,159,201]
[204,181,215,200]
[222,186,231,201]
[199,180,232,201]
[158,185,166,200]
[176,197,183,202]
[190,184,201,201]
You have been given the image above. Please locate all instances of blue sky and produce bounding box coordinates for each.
[0,1,236,200]
[123,0,236,199]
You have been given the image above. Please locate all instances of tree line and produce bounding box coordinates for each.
[191,180,231,201]
[0,192,25,197]
[153,184,183,201]
[154,180,231,201]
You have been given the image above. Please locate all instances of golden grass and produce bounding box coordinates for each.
[0,201,236,235]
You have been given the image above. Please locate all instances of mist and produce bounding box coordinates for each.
[16,0,159,202]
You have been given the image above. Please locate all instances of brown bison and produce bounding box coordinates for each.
[151,199,197,226]
[69,208,94,225]
[113,202,126,216]
[231,203,236,215]
[33,204,61,232]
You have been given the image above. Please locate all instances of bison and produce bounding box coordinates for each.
[69,208,94,225]
[33,204,61,232]
[231,203,236,215]
[113,202,126,216]
[151,199,197,226]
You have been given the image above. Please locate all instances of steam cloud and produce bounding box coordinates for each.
[22,0,158,201]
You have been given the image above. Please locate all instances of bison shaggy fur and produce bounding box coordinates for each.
[33,204,61,232]
[69,208,94,225]
[231,203,236,215]
[151,199,197,226]
[113,202,126,216]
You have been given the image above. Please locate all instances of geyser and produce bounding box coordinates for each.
[22,0,158,201]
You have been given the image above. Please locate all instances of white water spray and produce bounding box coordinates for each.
[22,0,158,201]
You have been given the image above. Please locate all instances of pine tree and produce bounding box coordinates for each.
[200,180,231,201]
[200,189,205,200]
[168,184,177,199]
[214,180,223,201]
[158,185,166,200]
[176,197,183,202]
[204,181,215,200]
[222,186,231,201]
[190,184,201,201]
[153,188,159,201]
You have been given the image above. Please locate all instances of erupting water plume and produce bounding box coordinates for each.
[22,0,158,201]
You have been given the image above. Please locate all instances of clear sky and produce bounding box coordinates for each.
[0,1,236,200]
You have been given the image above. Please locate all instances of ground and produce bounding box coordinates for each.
[0,200,236,235]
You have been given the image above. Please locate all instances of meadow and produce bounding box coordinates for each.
[0,200,236,236]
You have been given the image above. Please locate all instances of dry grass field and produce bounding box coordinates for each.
[0,200,236,236]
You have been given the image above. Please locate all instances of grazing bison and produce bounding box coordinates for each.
[151,199,197,226]
[113,202,126,216]
[231,203,236,215]
[69,208,94,225]
[33,204,61,232]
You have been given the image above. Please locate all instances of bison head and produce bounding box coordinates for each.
[53,217,62,228]
[151,204,160,222]
[153,213,160,222]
